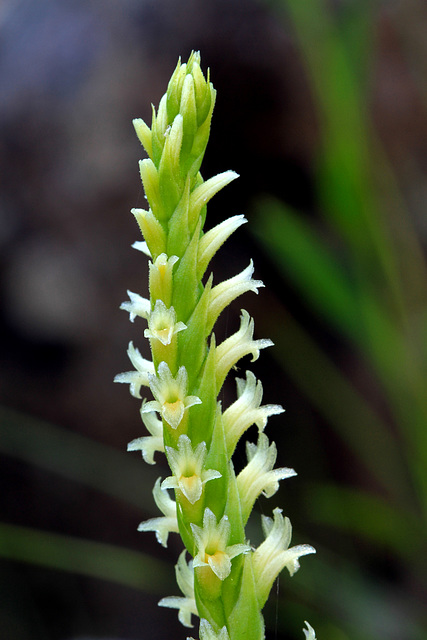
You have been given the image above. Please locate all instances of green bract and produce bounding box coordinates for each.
[116,51,316,640]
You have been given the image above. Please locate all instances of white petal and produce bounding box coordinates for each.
[159,596,196,628]
[120,290,151,322]
[303,621,317,640]
[132,240,151,257]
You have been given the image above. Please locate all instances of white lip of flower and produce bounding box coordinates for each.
[303,621,317,640]
[189,619,230,640]
[223,370,284,457]
[137,477,179,547]
[131,240,151,257]
[191,508,250,581]
[144,299,187,346]
[215,310,274,391]
[253,507,316,607]
[162,435,221,504]
[120,290,151,323]
[159,550,198,628]
[142,362,201,429]
[127,401,164,465]
[114,341,155,398]
[151,252,179,276]
[236,433,297,524]
[206,260,264,333]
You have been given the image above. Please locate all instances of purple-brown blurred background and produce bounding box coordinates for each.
[1,1,427,639]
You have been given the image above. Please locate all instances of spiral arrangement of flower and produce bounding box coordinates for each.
[116,51,316,640]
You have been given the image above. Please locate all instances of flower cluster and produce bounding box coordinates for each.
[116,52,316,640]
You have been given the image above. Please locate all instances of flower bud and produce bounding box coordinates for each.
[139,159,163,220]
[149,253,179,308]
[180,74,198,157]
[167,51,212,127]
[132,207,166,260]
[166,57,188,121]
[192,63,213,126]
[133,117,153,159]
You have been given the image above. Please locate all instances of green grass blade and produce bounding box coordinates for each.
[256,298,413,507]
[0,522,170,593]
[0,406,157,510]
[253,198,405,369]
[308,484,425,562]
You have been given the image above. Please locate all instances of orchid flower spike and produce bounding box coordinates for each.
[117,51,316,640]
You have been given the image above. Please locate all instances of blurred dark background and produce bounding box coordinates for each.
[1,0,427,639]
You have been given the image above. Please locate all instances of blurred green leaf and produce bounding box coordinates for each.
[308,484,425,563]
[253,197,401,356]
[0,522,170,593]
[257,0,427,518]
[0,406,158,510]
[253,199,427,435]
[256,298,412,507]
[285,544,427,640]
[282,0,399,287]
